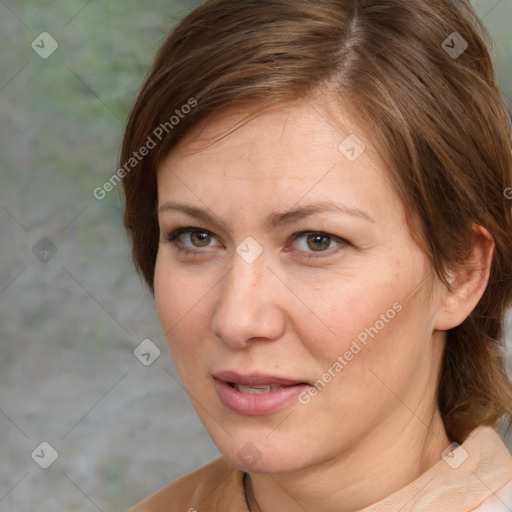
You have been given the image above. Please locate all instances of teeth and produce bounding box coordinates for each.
[236,384,282,394]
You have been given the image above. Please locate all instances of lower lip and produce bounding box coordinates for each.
[214,379,309,416]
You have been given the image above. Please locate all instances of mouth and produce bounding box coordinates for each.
[230,383,296,394]
[213,370,310,415]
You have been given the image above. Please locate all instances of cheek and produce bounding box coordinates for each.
[294,259,426,378]
[154,258,204,351]
[154,258,177,335]
[292,273,401,355]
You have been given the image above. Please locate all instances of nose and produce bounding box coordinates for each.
[210,255,286,348]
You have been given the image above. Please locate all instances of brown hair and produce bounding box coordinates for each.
[121,0,512,442]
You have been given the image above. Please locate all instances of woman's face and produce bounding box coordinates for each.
[154,97,447,474]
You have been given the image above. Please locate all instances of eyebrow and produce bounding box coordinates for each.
[158,200,375,229]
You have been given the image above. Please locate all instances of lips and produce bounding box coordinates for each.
[213,370,310,415]
[214,370,305,387]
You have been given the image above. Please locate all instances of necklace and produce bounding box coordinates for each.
[244,473,262,512]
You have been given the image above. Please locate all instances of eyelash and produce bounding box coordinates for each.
[163,226,348,260]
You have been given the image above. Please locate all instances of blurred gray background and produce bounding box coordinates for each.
[0,1,511,511]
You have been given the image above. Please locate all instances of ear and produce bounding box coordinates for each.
[434,225,494,331]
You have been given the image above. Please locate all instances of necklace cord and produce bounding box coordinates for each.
[244,473,262,512]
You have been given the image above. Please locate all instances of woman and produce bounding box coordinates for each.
[122,0,512,510]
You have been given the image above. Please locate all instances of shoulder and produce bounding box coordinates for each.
[128,457,248,512]
[463,427,512,512]
[471,479,512,512]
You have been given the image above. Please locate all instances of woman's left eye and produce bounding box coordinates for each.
[291,232,347,257]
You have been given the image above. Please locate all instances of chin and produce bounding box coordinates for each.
[212,433,315,474]
[225,452,302,474]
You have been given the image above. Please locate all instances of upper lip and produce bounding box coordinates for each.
[214,370,306,387]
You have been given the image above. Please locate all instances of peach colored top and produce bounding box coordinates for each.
[130,426,512,512]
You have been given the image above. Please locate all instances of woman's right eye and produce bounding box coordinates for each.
[164,227,222,253]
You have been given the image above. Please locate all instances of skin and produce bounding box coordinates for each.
[154,94,493,512]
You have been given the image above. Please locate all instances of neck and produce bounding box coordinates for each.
[249,409,450,512]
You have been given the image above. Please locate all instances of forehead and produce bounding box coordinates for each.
[164,98,362,171]
[156,97,403,224]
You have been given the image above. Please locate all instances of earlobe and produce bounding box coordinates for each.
[434,225,494,331]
